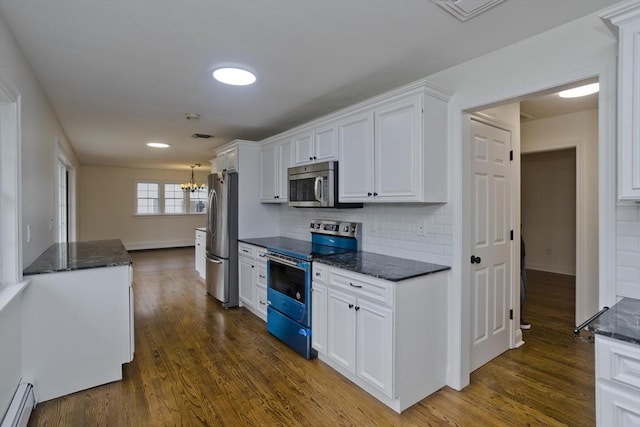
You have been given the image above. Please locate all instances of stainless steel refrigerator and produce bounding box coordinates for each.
[205,171,239,308]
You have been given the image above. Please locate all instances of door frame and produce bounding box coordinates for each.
[55,137,77,243]
[448,60,617,390]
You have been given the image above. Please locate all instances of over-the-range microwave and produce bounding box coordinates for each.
[287,161,362,209]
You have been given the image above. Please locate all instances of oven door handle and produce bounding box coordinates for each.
[266,254,306,270]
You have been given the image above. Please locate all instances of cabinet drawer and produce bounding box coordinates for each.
[257,266,267,288]
[596,335,640,391]
[313,263,327,284]
[238,243,256,258]
[256,247,268,264]
[195,229,206,240]
[256,288,268,318]
[329,269,393,306]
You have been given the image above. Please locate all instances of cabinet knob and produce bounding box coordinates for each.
[315,272,320,277]
[313,156,317,160]
[348,303,354,309]
[309,157,313,160]
[367,192,372,197]
[251,265,255,268]
[355,306,360,311]
[373,192,378,196]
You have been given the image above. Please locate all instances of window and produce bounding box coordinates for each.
[135,181,206,215]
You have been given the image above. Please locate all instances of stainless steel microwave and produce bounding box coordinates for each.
[287,161,362,208]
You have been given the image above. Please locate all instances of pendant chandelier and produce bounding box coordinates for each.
[181,164,206,192]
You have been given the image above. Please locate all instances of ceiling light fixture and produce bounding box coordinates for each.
[146,142,170,148]
[181,164,206,193]
[212,67,256,86]
[558,83,599,98]
[185,113,200,120]
[191,133,214,139]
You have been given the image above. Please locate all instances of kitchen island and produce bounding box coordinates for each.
[588,297,640,426]
[22,239,134,402]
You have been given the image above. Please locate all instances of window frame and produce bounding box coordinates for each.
[133,179,207,216]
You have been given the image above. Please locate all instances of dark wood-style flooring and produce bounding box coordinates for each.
[28,249,595,426]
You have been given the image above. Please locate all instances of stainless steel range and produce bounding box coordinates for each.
[266,219,361,359]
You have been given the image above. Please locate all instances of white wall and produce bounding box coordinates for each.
[521,149,577,275]
[0,12,76,419]
[78,165,208,249]
[424,10,617,389]
[279,203,452,266]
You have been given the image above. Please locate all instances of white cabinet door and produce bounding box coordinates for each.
[327,288,357,374]
[356,298,393,397]
[338,110,374,202]
[597,381,640,427]
[255,287,268,319]
[617,15,640,199]
[311,283,328,355]
[238,257,255,307]
[277,138,292,201]
[259,142,278,202]
[314,123,338,162]
[374,94,422,202]
[293,130,314,165]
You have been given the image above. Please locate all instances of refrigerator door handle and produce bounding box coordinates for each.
[206,256,223,264]
[208,188,217,237]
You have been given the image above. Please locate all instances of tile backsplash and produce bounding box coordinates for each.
[279,203,452,266]
[617,204,640,299]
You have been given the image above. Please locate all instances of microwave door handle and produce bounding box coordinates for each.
[314,176,322,202]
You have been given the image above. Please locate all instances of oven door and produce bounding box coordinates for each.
[266,254,311,326]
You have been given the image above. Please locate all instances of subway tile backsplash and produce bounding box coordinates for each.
[279,203,452,266]
[617,205,640,299]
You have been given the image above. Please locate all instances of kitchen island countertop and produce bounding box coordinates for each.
[239,236,450,282]
[23,239,132,275]
[588,297,640,345]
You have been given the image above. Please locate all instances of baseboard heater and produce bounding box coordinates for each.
[1,383,34,427]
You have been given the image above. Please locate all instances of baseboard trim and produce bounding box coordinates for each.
[525,263,575,276]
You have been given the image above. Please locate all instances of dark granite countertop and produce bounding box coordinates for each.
[588,297,640,346]
[316,251,450,282]
[24,239,132,275]
[240,237,450,282]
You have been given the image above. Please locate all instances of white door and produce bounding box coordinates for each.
[277,139,292,201]
[238,257,255,307]
[259,142,277,201]
[293,130,314,165]
[56,159,69,243]
[314,123,337,162]
[470,118,512,371]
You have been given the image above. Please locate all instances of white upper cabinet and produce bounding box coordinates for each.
[338,110,375,201]
[260,137,292,202]
[339,89,447,203]
[604,4,640,200]
[293,124,338,166]
[261,83,449,204]
[216,145,238,172]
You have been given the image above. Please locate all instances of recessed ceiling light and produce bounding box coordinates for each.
[146,142,170,148]
[558,83,599,98]
[184,113,200,120]
[212,67,256,86]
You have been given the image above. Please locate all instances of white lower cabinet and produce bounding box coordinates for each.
[312,262,447,413]
[595,335,640,426]
[238,242,267,321]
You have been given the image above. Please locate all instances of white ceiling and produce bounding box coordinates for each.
[0,0,618,170]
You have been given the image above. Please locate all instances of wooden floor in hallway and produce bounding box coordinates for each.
[28,248,595,426]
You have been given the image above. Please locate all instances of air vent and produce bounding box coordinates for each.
[191,133,214,139]
[434,0,507,22]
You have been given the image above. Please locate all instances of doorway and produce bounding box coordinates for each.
[468,80,600,371]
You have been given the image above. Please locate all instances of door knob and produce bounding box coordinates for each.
[470,255,482,264]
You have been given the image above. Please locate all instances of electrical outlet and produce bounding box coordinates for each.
[417,220,426,236]
[49,218,54,231]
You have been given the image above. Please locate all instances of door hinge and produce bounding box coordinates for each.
[510,230,514,241]
[509,309,513,320]
[509,150,513,161]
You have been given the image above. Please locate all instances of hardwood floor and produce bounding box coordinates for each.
[28,250,595,426]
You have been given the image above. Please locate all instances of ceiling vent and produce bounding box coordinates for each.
[433,0,507,22]
[191,133,214,139]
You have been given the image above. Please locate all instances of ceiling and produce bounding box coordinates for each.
[0,0,618,170]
